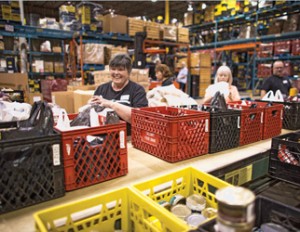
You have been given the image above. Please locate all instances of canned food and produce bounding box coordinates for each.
[158,200,171,211]
[169,194,186,206]
[186,213,206,227]
[171,204,191,221]
[215,186,255,232]
[202,207,218,219]
[186,194,206,212]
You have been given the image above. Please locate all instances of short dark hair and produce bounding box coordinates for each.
[155,64,173,79]
[109,53,132,74]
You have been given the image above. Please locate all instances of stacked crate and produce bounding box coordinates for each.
[128,18,145,37]
[199,53,212,97]
[177,27,189,43]
[144,21,160,40]
[0,1,20,22]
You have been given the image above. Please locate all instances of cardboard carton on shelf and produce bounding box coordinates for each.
[103,14,128,34]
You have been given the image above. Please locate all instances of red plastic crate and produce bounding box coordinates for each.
[55,115,128,191]
[274,40,291,55]
[292,39,300,56]
[131,107,210,163]
[257,63,272,78]
[258,42,273,58]
[227,101,263,146]
[253,102,283,140]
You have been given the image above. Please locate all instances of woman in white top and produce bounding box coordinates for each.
[203,65,240,104]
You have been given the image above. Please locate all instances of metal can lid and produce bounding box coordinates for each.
[186,194,206,212]
[186,213,207,227]
[215,186,255,206]
[171,204,191,220]
[261,222,289,232]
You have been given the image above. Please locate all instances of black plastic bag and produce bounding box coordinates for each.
[70,104,105,127]
[0,101,54,140]
[105,111,120,125]
[209,91,228,112]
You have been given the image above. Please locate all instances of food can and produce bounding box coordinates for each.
[186,213,207,227]
[202,207,218,219]
[186,194,206,212]
[171,204,191,221]
[215,186,255,232]
[169,194,186,206]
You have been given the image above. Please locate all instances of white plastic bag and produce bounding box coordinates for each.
[56,109,70,130]
[262,90,275,101]
[274,90,284,102]
[90,108,100,127]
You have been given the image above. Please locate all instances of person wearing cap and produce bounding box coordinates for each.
[260,60,292,98]
[89,53,148,134]
[203,65,240,104]
[176,61,188,92]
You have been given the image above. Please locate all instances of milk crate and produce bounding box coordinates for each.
[0,125,64,214]
[34,187,189,232]
[258,100,300,130]
[270,131,300,185]
[133,167,231,230]
[55,114,128,191]
[195,195,300,232]
[227,101,264,146]
[201,106,240,153]
[131,106,210,163]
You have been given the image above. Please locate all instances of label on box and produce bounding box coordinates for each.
[141,130,159,146]
[120,130,125,148]
[52,144,61,166]
[5,24,14,32]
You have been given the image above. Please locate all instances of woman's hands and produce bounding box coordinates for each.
[89,96,115,109]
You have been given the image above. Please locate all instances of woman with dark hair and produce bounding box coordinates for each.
[89,53,148,134]
[155,64,175,86]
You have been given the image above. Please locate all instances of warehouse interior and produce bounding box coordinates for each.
[0,0,300,231]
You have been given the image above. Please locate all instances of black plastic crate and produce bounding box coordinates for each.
[269,131,300,185]
[257,100,300,130]
[0,130,65,214]
[193,195,300,232]
[202,107,240,153]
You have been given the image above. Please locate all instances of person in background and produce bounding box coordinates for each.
[260,60,292,98]
[176,61,188,92]
[203,65,240,104]
[155,64,175,87]
[89,53,148,134]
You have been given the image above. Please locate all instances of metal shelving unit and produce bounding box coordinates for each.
[187,2,300,95]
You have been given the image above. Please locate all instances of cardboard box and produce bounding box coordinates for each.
[44,61,54,73]
[27,92,43,105]
[0,73,29,102]
[53,46,62,53]
[103,14,127,34]
[54,62,64,73]
[73,90,94,113]
[128,18,144,36]
[184,12,193,26]
[199,53,211,67]
[52,91,74,113]
[162,25,177,41]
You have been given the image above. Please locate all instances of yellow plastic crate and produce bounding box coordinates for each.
[34,187,189,232]
[133,167,231,228]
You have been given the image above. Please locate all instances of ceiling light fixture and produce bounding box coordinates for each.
[187,3,193,12]
[202,3,206,10]
[151,0,157,2]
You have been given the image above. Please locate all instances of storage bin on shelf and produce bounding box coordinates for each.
[34,187,189,232]
[55,114,128,191]
[227,101,264,146]
[195,195,300,232]
[133,167,231,229]
[0,123,65,214]
[201,106,241,153]
[131,106,210,163]
[257,99,300,130]
[270,131,300,185]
